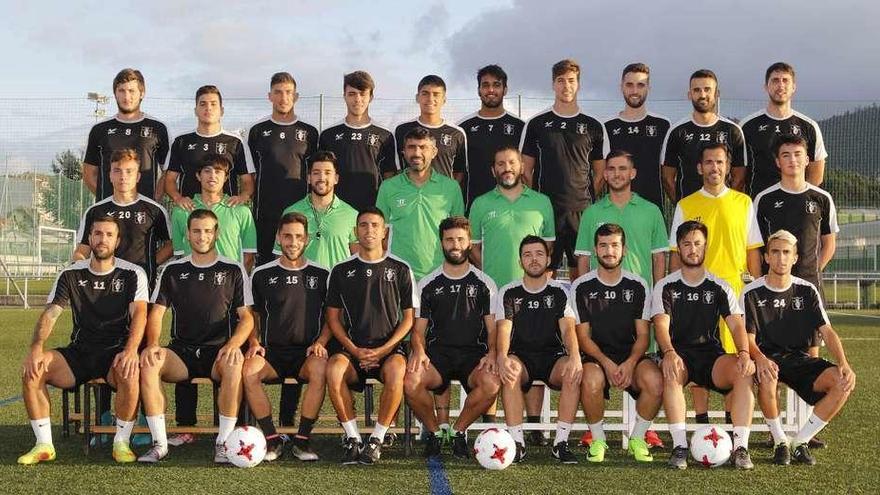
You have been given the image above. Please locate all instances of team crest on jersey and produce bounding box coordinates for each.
[486,210,497,220]
[622,289,633,302]
[792,297,804,310]
[268,276,278,285]
[466,284,478,297]
[685,132,694,142]
[368,134,380,146]
[503,124,515,135]
[215,143,227,154]
[576,123,587,135]
[307,276,318,289]
[296,130,307,142]
[717,132,727,144]
[213,271,227,286]
[646,125,657,137]
[543,294,555,308]
[140,126,152,138]
[805,200,818,214]
[135,211,146,224]
[396,198,407,207]
[703,290,715,304]
[112,278,125,293]
[791,124,801,135]
[441,133,452,146]
[384,268,396,282]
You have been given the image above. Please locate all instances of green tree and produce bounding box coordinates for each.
[41,149,88,229]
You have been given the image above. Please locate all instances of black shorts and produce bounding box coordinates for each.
[511,349,567,391]
[677,346,728,394]
[55,342,123,386]
[773,353,836,406]
[167,341,221,380]
[550,208,582,270]
[337,343,408,392]
[265,346,310,383]
[582,353,648,400]
[427,346,486,394]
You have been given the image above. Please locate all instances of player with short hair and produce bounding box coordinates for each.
[661,69,747,202]
[325,207,417,465]
[377,127,465,280]
[164,85,255,210]
[653,221,757,470]
[405,216,501,458]
[244,212,331,462]
[457,65,526,207]
[394,75,468,184]
[603,63,671,209]
[520,58,608,280]
[743,230,854,465]
[742,62,827,195]
[319,71,396,211]
[497,235,583,464]
[83,68,169,202]
[18,216,148,465]
[570,223,663,463]
[137,209,254,463]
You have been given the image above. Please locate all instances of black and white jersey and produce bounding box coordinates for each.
[753,183,838,287]
[165,130,255,198]
[250,259,329,348]
[326,254,418,348]
[569,270,651,357]
[497,279,575,355]
[603,113,671,209]
[651,271,741,352]
[741,110,827,196]
[76,195,170,284]
[519,107,608,212]
[247,117,319,220]
[457,112,525,207]
[319,120,396,211]
[417,265,497,351]
[84,115,169,200]
[151,256,252,347]
[741,276,829,355]
[661,116,746,200]
[47,258,148,347]
[394,119,468,178]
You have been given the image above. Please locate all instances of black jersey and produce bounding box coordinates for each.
[319,120,396,211]
[741,110,827,196]
[151,256,252,347]
[519,107,608,212]
[76,195,170,284]
[753,183,838,287]
[741,276,829,355]
[84,115,169,200]
[326,254,418,348]
[394,119,468,178]
[603,113,671,209]
[661,116,746,200]
[497,279,575,355]
[417,265,497,351]
[250,259,329,348]
[651,271,741,352]
[246,117,319,220]
[570,270,651,357]
[457,112,525,207]
[166,130,254,198]
[48,258,148,347]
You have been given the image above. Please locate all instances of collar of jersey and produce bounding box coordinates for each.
[521,279,550,294]
[690,115,720,128]
[594,270,624,287]
[403,168,439,184]
[194,128,224,138]
[188,255,219,268]
[678,271,707,288]
[778,182,811,195]
[276,259,311,272]
[474,111,509,121]
[763,277,793,293]
[762,109,795,121]
[551,107,582,119]
[492,185,533,200]
[356,253,388,264]
[308,194,341,212]
[415,118,446,129]
[86,257,116,276]
[193,193,231,208]
[599,192,641,208]
[343,119,374,130]
[270,116,299,126]
[110,195,143,207]
[114,114,146,124]
[441,265,475,280]
[697,186,730,198]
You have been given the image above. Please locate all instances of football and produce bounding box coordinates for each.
[224,426,267,468]
[473,428,516,470]
[690,425,733,467]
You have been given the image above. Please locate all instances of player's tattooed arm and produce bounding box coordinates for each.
[23,304,64,380]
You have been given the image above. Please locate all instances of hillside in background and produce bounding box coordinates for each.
[819,104,880,208]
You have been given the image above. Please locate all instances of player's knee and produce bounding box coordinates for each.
[477,372,501,395]
[403,372,422,395]
[304,358,327,384]
[581,367,604,394]
[641,372,663,399]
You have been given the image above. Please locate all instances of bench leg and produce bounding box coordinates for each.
[364,384,374,427]
[62,388,70,439]
[403,403,413,456]
[83,383,91,456]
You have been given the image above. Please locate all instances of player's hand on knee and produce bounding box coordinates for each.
[563,355,583,384]
[140,345,163,369]
[217,345,243,367]
[22,348,47,381]
[306,342,328,359]
[499,356,518,385]
[477,352,497,375]
[662,351,683,381]
[839,364,856,392]
[754,355,778,383]
[736,353,755,378]
[407,349,430,373]
[113,348,140,380]
[244,344,265,360]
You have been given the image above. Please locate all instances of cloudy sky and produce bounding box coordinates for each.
[2,0,877,101]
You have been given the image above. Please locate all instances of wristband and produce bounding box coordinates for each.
[662,349,675,355]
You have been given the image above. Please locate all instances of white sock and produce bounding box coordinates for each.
[588,420,606,443]
[216,415,237,445]
[508,424,524,445]
[342,419,360,440]
[765,416,787,446]
[554,421,572,445]
[371,422,389,442]
[30,418,52,446]
[146,414,167,449]
[670,422,687,449]
[733,426,751,450]
[794,413,828,446]
[630,414,653,441]
[439,422,450,432]
[114,418,135,444]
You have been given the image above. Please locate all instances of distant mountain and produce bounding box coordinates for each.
[817,105,880,208]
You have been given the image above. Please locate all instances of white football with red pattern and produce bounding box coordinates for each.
[690,425,732,467]
[225,426,267,468]
[473,428,516,470]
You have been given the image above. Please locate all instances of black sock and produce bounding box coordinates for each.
[526,415,541,423]
[296,416,316,439]
[482,414,496,423]
[724,411,732,424]
[695,413,710,424]
[257,415,277,437]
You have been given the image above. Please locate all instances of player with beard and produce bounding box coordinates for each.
[497,236,583,464]
[743,230,854,465]
[137,209,253,463]
[570,223,662,463]
[653,221,756,470]
[18,216,148,465]
[84,68,169,201]
[661,70,747,202]
[457,65,525,207]
[245,212,331,462]
[405,216,501,458]
[742,63,827,195]
[602,64,670,209]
